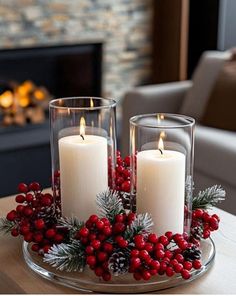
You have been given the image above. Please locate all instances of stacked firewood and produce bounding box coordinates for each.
[0,80,51,126]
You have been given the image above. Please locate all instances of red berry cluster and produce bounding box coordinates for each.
[190,209,220,245]
[109,151,131,193]
[75,212,136,281]
[6,182,65,254]
[129,232,201,281]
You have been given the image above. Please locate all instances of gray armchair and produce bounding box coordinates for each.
[121,51,236,215]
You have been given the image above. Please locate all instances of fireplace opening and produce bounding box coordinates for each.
[0,43,102,196]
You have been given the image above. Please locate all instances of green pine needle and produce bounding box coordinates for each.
[192,185,226,210]
[124,213,153,240]
[96,189,124,222]
[0,218,16,234]
[58,216,84,237]
[44,240,85,272]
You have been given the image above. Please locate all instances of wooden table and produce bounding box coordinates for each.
[0,194,236,294]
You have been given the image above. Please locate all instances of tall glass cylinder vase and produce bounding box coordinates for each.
[50,97,117,221]
[130,113,195,235]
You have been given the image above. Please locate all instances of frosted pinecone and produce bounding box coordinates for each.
[108,250,129,276]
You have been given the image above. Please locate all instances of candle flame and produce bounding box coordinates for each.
[80,116,86,136]
[158,135,164,150]
[90,98,94,108]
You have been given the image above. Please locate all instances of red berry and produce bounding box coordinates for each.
[160,261,167,272]
[155,249,165,259]
[212,214,220,222]
[16,205,24,213]
[45,228,56,239]
[148,233,158,244]
[130,249,139,257]
[97,251,108,262]
[183,261,192,270]
[154,243,164,250]
[139,250,150,261]
[79,227,89,237]
[165,250,173,259]
[34,219,45,230]
[166,266,175,277]
[94,266,104,277]
[175,253,184,263]
[29,182,41,191]
[41,195,52,207]
[123,169,130,178]
[25,193,34,203]
[80,237,88,245]
[18,183,28,193]
[34,232,43,243]
[145,242,154,252]
[43,245,51,253]
[115,214,124,223]
[150,260,160,271]
[159,235,169,246]
[134,235,145,249]
[54,234,64,243]
[203,229,211,239]
[102,272,111,281]
[31,244,39,252]
[6,210,17,221]
[11,228,19,237]
[20,225,30,235]
[89,214,98,224]
[91,239,101,250]
[202,212,210,222]
[178,239,188,250]
[142,270,151,280]
[113,222,125,234]
[124,156,131,166]
[15,194,25,203]
[193,259,202,270]
[150,269,157,275]
[181,269,191,279]
[101,217,110,226]
[103,226,112,236]
[127,212,136,223]
[103,242,113,253]
[96,220,104,230]
[209,217,219,230]
[86,255,96,266]
[173,263,183,273]
[165,231,173,240]
[116,176,124,185]
[194,209,204,219]
[23,206,33,217]
[85,246,94,255]
[130,257,141,269]
[118,238,128,248]
[24,232,33,242]
[170,259,178,266]
[133,272,142,281]
[121,180,131,192]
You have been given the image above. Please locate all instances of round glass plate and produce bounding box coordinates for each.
[23,239,215,293]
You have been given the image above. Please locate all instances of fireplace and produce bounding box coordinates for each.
[0,43,102,196]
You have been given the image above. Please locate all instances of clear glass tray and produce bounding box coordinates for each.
[23,238,215,293]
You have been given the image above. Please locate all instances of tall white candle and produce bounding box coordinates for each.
[137,141,185,235]
[58,118,108,220]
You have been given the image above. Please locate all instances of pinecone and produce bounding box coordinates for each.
[108,250,129,276]
[183,245,201,261]
[191,226,203,240]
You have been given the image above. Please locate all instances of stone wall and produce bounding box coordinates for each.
[0,0,153,100]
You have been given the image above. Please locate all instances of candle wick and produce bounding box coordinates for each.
[158,149,163,155]
[80,135,85,141]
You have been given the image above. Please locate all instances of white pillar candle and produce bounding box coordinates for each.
[58,119,108,220]
[137,146,186,235]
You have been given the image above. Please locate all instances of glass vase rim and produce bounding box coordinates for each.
[49,97,117,111]
[130,113,195,129]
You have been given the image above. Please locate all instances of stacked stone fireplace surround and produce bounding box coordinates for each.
[0,0,153,196]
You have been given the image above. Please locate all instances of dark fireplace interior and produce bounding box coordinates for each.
[0,43,102,196]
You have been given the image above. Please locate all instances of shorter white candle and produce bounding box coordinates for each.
[137,137,186,234]
[59,117,108,220]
